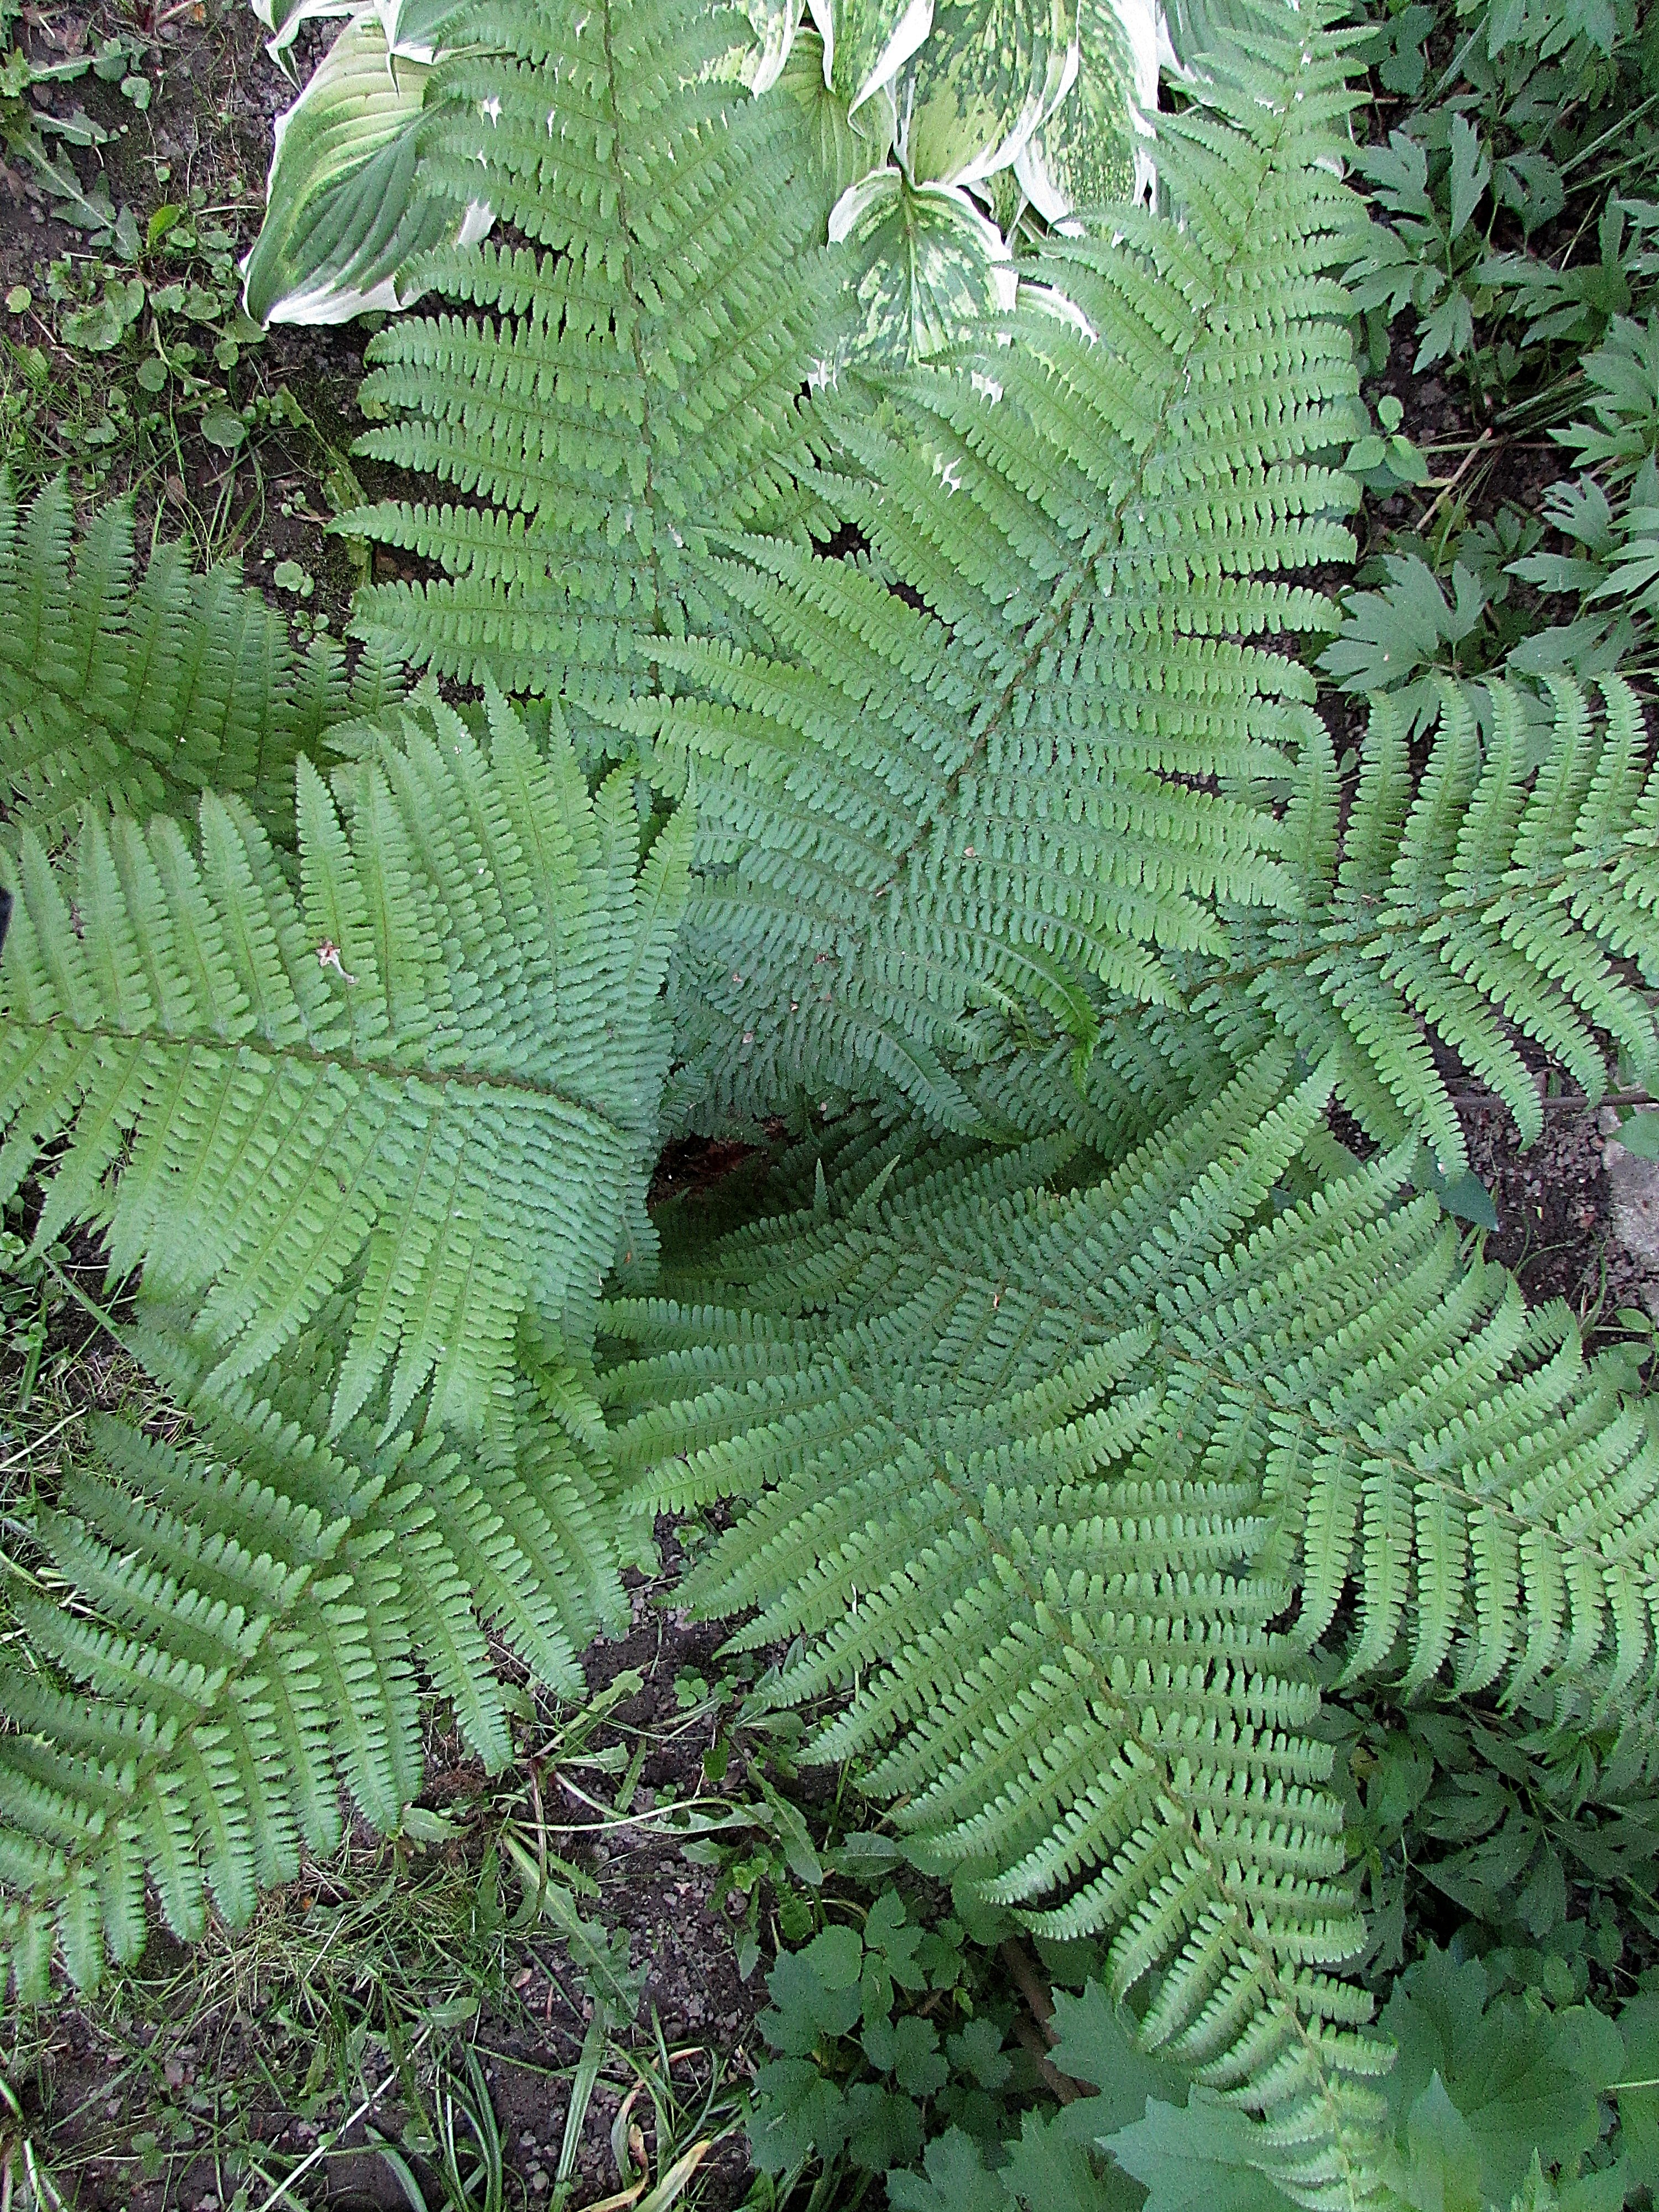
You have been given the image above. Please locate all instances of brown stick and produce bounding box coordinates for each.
[1000,1939,1094,2105]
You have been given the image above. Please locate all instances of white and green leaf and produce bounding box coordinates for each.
[249,0,355,66]
[896,0,1076,189]
[1014,0,1147,220]
[241,8,491,326]
[778,28,896,201]
[742,0,804,91]
[808,0,936,117]
[828,163,1015,362]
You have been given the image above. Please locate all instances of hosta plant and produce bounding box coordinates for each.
[239,0,1155,343]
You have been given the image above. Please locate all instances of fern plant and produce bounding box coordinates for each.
[6,1,1659,2204]
[598,1046,1659,2196]
[0,686,688,1439]
[0,473,403,844]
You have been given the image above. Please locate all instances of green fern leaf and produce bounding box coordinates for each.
[0,688,688,1437]
[0,473,395,844]
[1208,674,1659,1173]
[611,0,1365,1128]
[337,0,847,729]
[0,1298,623,1999]
[600,1048,1659,2194]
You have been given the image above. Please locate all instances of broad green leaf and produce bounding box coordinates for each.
[374,0,471,56]
[1158,0,1267,75]
[749,2058,852,2172]
[743,0,802,89]
[1387,2074,1483,2212]
[828,165,1015,362]
[1005,2107,1142,2211]
[888,2128,1014,2212]
[1615,1991,1659,2186]
[898,0,1076,187]
[1014,0,1141,218]
[1100,2093,1302,2212]
[249,0,355,64]
[1380,1949,1623,2201]
[1616,1108,1659,1158]
[810,0,936,116]
[1047,1980,1191,2133]
[241,10,492,326]
[778,29,896,202]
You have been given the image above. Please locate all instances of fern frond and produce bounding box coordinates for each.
[0,1301,624,2001]
[599,1049,1658,2197]
[612,0,1365,1128]
[0,473,395,843]
[1207,674,1659,1173]
[0,688,688,1438]
[338,0,844,735]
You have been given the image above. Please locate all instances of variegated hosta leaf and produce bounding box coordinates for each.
[241,8,491,326]
[828,164,1014,363]
[1015,0,1147,220]
[742,0,802,90]
[373,0,472,59]
[779,29,895,199]
[249,0,354,65]
[898,0,1076,189]
[1159,0,1271,75]
[809,0,935,116]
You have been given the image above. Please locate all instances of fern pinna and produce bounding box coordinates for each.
[601,1048,1659,2201]
[0,474,402,845]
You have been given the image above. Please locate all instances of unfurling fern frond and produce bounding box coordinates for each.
[337,0,848,726]
[0,689,689,1438]
[599,1049,1659,2195]
[617,0,1364,1130]
[0,473,403,843]
[0,1302,623,2001]
[1204,673,1659,1174]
